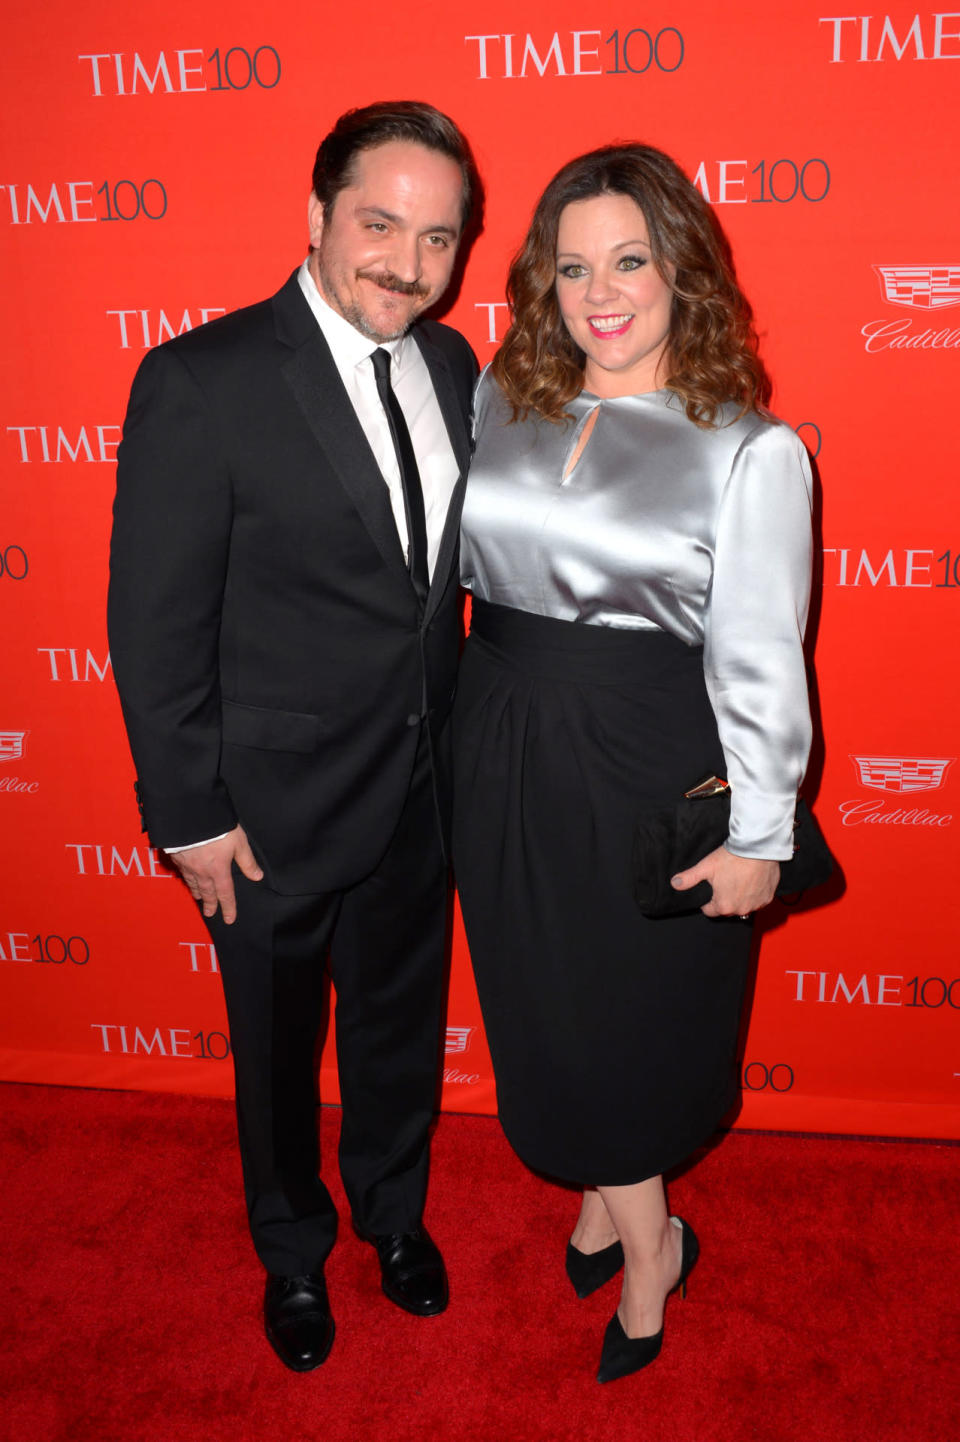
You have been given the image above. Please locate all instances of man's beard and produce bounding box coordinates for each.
[319,261,429,342]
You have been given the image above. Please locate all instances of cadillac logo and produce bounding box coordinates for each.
[445,1026,476,1055]
[850,755,954,794]
[0,731,28,762]
[873,266,960,310]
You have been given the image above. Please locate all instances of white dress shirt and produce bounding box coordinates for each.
[167,261,459,855]
[296,259,457,579]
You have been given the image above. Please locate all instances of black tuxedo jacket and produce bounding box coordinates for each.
[108,271,476,894]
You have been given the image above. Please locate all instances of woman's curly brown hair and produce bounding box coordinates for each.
[491,144,770,428]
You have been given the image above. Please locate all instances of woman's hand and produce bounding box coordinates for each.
[670,845,780,918]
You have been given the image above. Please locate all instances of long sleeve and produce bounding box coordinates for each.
[108,344,239,849]
[702,422,814,859]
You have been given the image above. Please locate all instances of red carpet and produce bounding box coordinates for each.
[0,1082,956,1442]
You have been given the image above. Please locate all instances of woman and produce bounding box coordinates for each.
[452,145,813,1383]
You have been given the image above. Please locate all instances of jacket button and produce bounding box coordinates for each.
[406,713,421,727]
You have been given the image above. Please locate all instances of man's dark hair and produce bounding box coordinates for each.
[312,100,476,230]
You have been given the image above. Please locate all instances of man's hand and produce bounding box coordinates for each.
[671,845,780,918]
[168,825,263,924]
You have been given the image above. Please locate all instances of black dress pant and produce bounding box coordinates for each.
[205,731,448,1276]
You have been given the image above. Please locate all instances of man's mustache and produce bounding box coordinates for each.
[359,269,428,298]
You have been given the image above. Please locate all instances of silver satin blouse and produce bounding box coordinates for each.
[460,370,814,860]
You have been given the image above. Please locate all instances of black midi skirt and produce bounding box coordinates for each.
[452,600,752,1187]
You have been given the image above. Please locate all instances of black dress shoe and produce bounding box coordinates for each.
[363,1226,449,1316]
[264,1271,335,1372]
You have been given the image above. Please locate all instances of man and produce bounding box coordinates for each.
[108,102,478,1372]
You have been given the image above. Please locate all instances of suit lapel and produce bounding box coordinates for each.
[273,274,471,614]
[413,328,471,623]
[274,278,410,585]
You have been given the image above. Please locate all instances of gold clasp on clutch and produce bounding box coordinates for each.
[683,774,731,800]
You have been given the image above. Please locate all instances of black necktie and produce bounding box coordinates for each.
[370,347,430,605]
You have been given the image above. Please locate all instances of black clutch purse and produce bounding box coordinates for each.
[632,775,835,919]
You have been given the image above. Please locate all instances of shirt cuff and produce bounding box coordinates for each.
[164,832,231,854]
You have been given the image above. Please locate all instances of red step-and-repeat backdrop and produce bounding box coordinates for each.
[3,2,959,1139]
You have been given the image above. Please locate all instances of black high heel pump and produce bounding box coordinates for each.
[565,1238,625,1298]
[596,1216,699,1383]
